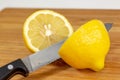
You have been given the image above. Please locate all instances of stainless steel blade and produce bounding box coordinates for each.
[105,23,112,31]
[21,23,112,73]
[22,39,65,73]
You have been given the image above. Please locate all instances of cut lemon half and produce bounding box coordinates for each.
[23,10,73,52]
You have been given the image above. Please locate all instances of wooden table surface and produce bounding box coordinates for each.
[0,8,120,80]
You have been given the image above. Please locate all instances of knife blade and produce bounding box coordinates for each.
[0,23,112,80]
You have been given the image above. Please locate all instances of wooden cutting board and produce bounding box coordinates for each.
[0,8,120,80]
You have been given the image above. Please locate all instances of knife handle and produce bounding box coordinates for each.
[0,59,29,80]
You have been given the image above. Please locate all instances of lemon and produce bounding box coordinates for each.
[23,10,73,52]
[59,19,110,71]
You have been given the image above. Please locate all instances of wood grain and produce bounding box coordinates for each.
[0,8,120,80]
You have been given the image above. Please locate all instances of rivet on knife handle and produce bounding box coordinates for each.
[0,59,29,80]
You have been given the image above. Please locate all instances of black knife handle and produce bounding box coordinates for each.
[0,59,29,80]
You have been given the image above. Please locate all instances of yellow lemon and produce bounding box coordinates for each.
[23,10,73,52]
[59,19,110,71]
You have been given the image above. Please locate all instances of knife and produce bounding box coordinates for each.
[0,23,112,80]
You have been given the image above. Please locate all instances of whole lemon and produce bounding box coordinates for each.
[59,19,110,71]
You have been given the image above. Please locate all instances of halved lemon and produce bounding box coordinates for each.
[23,10,73,52]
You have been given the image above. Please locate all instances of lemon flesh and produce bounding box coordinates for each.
[23,10,73,52]
[59,19,110,71]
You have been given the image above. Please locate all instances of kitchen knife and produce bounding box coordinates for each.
[0,23,112,80]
